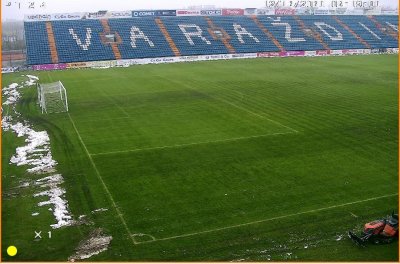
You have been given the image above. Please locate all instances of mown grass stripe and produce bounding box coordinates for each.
[91,131,296,156]
[67,113,139,245]
[138,193,398,244]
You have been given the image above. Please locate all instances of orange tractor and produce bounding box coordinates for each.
[348,212,398,245]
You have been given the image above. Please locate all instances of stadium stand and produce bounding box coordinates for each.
[109,18,176,59]
[162,16,230,56]
[257,16,326,51]
[51,19,116,63]
[25,22,53,65]
[338,16,397,48]
[211,16,281,53]
[24,15,398,65]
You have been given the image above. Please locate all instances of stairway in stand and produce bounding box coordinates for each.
[155,18,181,56]
[333,16,371,49]
[45,22,59,64]
[204,17,236,54]
[100,19,122,60]
[251,16,285,52]
[367,16,398,39]
[294,16,330,50]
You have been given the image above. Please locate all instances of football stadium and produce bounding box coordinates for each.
[2,0,399,261]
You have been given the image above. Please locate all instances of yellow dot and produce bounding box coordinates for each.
[7,246,17,257]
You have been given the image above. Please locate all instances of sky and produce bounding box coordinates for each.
[2,0,398,20]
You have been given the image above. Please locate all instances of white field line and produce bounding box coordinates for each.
[160,76,299,133]
[90,131,296,156]
[350,212,358,218]
[132,233,156,242]
[137,193,398,244]
[67,113,139,245]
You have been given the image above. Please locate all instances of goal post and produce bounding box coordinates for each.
[38,81,69,114]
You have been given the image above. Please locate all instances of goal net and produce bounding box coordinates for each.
[37,81,69,114]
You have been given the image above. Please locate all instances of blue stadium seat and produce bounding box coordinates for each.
[210,16,280,53]
[108,18,175,59]
[338,16,397,48]
[24,15,399,65]
[24,22,53,65]
[52,20,115,63]
[257,16,325,51]
[299,16,366,50]
[161,16,229,55]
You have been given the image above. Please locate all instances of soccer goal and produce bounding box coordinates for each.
[37,81,69,114]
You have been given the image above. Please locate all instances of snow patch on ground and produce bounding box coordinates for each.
[25,75,39,80]
[91,208,108,214]
[9,125,57,174]
[68,228,112,261]
[230,258,247,262]
[34,184,74,228]
[2,84,21,105]
[4,75,112,260]
[18,182,30,188]
[2,76,73,229]
[336,234,344,241]
[23,75,40,86]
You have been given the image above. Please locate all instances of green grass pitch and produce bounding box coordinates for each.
[2,54,398,261]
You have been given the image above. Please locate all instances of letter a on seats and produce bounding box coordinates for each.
[271,22,305,42]
[314,22,343,41]
[233,23,260,43]
[179,24,211,45]
[386,22,398,32]
[358,22,381,39]
[69,28,92,50]
[131,26,155,48]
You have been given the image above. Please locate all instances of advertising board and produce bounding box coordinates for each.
[176,10,201,16]
[231,53,258,59]
[316,50,331,56]
[257,9,275,15]
[33,64,67,70]
[286,51,305,56]
[200,9,222,16]
[364,8,382,15]
[52,13,83,20]
[314,9,329,15]
[275,9,295,15]
[342,49,358,55]
[244,8,257,15]
[157,10,177,16]
[66,62,88,69]
[330,50,343,55]
[296,8,314,15]
[132,10,176,17]
[257,52,281,57]
[304,51,317,56]
[108,11,132,18]
[25,14,54,21]
[381,10,398,15]
[222,9,245,16]
[25,11,132,21]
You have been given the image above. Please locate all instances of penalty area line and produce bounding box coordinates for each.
[137,193,398,244]
[91,131,296,156]
[67,113,139,245]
